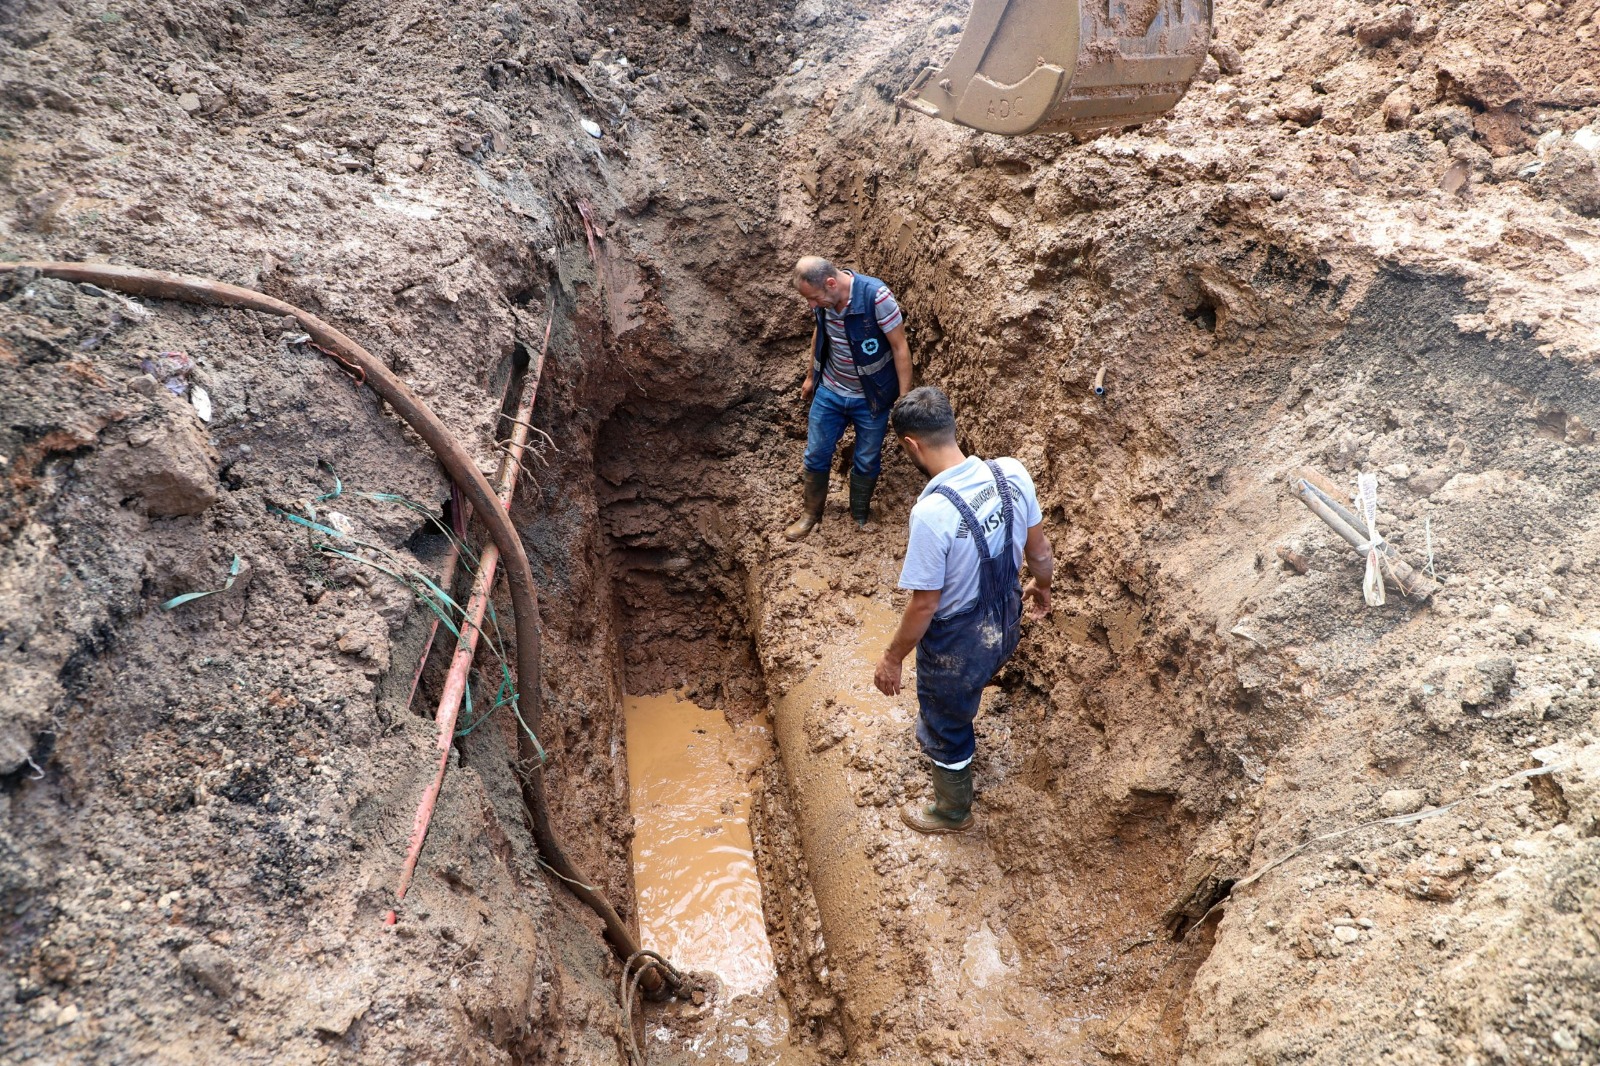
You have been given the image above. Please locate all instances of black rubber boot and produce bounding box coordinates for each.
[848,471,878,531]
[784,470,829,541]
[900,764,975,834]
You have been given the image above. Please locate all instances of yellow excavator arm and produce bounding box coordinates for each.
[899,0,1212,136]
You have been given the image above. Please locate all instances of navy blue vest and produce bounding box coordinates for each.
[811,273,900,416]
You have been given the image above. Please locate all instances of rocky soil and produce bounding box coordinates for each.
[4,0,1600,1063]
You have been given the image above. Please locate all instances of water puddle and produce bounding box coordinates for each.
[624,691,778,999]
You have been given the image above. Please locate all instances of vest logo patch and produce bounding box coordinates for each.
[860,337,881,356]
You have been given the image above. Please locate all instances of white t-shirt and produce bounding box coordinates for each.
[897,456,1042,619]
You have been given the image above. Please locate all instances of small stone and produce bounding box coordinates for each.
[129,373,160,396]
[1209,41,1243,75]
[55,1004,80,1027]
[190,385,212,422]
[180,943,236,998]
[1439,58,1523,111]
[1333,925,1361,944]
[1379,789,1428,817]
[1535,142,1600,217]
[1356,5,1415,47]
[1358,918,1375,929]
[1552,1029,1579,1053]
[580,119,603,138]
[1274,95,1323,127]
[788,59,806,75]
[1408,467,1450,496]
[177,92,202,113]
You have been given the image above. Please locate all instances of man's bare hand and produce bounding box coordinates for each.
[801,374,816,402]
[874,653,903,696]
[1023,578,1051,620]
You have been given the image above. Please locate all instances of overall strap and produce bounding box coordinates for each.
[984,460,1016,550]
[933,485,993,563]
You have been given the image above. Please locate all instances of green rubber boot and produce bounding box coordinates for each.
[901,763,975,834]
[784,470,829,541]
[848,471,878,531]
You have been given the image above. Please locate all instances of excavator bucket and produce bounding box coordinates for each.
[898,0,1212,137]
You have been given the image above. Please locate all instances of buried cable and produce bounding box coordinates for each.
[394,313,552,908]
[0,262,677,992]
[622,949,691,1065]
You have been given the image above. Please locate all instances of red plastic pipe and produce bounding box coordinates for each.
[394,315,551,906]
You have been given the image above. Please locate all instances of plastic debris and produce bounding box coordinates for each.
[190,385,213,422]
[580,119,603,138]
[1288,467,1438,602]
[160,555,244,610]
[139,351,194,396]
[1355,472,1385,606]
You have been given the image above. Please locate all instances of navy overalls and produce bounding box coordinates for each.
[914,460,1025,767]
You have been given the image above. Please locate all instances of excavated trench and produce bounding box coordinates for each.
[8,0,1600,1062]
[580,318,1235,1065]
[574,244,1600,1066]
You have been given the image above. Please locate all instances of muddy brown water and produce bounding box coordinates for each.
[623,692,779,999]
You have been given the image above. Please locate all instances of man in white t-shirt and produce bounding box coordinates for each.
[872,387,1054,833]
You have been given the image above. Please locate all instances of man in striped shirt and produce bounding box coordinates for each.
[785,257,913,540]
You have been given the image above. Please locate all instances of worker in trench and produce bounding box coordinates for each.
[784,256,913,540]
[873,386,1053,833]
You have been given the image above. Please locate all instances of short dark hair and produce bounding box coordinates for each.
[891,386,957,443]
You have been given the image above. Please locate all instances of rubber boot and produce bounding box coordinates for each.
[900,764,975,834]
[783,470,829,541]
[848,471,879,531]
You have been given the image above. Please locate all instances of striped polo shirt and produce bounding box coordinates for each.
[820,274,903,398]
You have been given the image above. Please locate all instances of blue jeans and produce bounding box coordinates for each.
[803,383,889,477]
